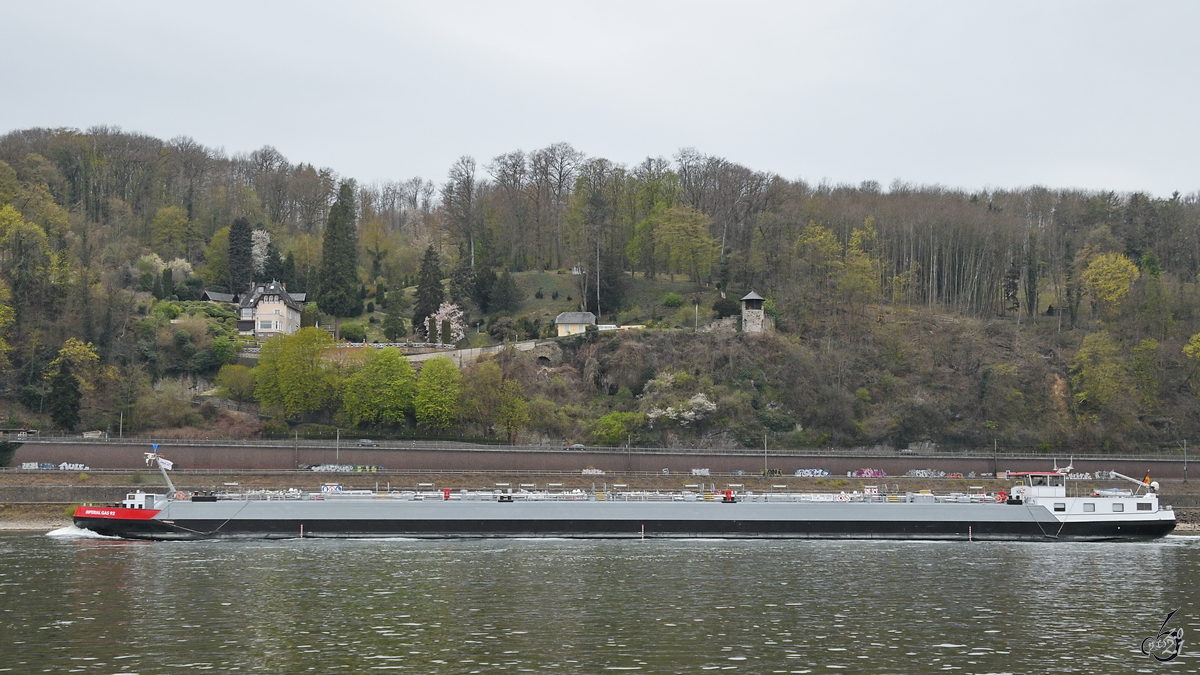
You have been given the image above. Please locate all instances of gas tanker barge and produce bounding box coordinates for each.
[71,455,1176,542]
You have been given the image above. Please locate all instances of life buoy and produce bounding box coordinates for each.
[994,490,1007,503]
[174,491,187,500]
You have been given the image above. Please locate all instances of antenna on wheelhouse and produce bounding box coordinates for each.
[1054,457,1074,475]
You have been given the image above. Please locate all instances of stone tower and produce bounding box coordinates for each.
[740,291,769,333]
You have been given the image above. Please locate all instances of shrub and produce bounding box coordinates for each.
[215,365,256,402]
[663,292,684,308]
[366,301,375,313]
[262,419,290,439]
[488,316,520,342]
[152,301,181,321]
[131,381,201,430]
[340,323,367,343]
[590,411,644,446]
[211,336,239,365]
[712,297,740,318]
[303,424,338,439]
[199,401,219,420]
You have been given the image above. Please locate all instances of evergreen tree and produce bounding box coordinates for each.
[449,255,475,306]
[263,242,286,283]
[282,251,297,290]
[228,217,253,292]
[472,266,497,312]
[412,246,444,338]
[583,253,625,317]
[161,268,174,300]
[382,307,408,341]
[48,360,82,431]
[490,269,522,313]
[314,182,362,337]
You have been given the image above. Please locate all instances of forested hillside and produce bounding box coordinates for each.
[1,125,1199,452]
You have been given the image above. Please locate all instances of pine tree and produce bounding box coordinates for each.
[490,269,522,313]
[48,360,82,431]
[314,182,362,336]
[583,253,625,317]
[382,307,407,341]
[449,255,475,306]
[472,266,497,312]
[263,242,286,283]
[412,246,444,338]
[282,251,297,290]
[228,217,253,292]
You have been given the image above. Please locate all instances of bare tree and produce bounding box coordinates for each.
[443,156,480,267]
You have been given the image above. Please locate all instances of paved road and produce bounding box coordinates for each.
[404,339,550,365]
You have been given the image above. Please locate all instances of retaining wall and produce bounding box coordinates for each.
[8,441,1195,478]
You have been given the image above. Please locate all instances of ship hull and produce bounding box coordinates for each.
[73,499,1177,542]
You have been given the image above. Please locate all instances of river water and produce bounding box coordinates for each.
[1,530,1197,674]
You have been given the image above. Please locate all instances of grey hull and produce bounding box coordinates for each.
[74,498,1177,542]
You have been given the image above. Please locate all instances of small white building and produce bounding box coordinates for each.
[555,311,596,336]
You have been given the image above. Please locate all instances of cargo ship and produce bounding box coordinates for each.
[70,456,1176,541]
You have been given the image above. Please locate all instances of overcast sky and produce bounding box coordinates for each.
[4,1,1197,197]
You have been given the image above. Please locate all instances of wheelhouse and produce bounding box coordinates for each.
[1008,472,1066,499]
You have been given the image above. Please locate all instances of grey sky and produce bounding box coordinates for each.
[4,1,1196,197]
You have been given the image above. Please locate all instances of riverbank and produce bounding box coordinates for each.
[0,503,73,530]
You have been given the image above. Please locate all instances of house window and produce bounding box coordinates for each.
[1083,503,1095,512]
[259,320,273,330]
[1053,503,1066,512]
[242,308,252,318]
[1137,503,1152,511]
[1112,503,1124,512]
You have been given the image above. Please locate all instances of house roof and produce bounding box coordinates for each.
[741,291,764,301]
[240,280,302,312]
[201,290,236,303]
[555,311,596,324]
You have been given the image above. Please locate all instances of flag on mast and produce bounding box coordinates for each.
[144,451,173,471]
[1143,471,1152,484]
